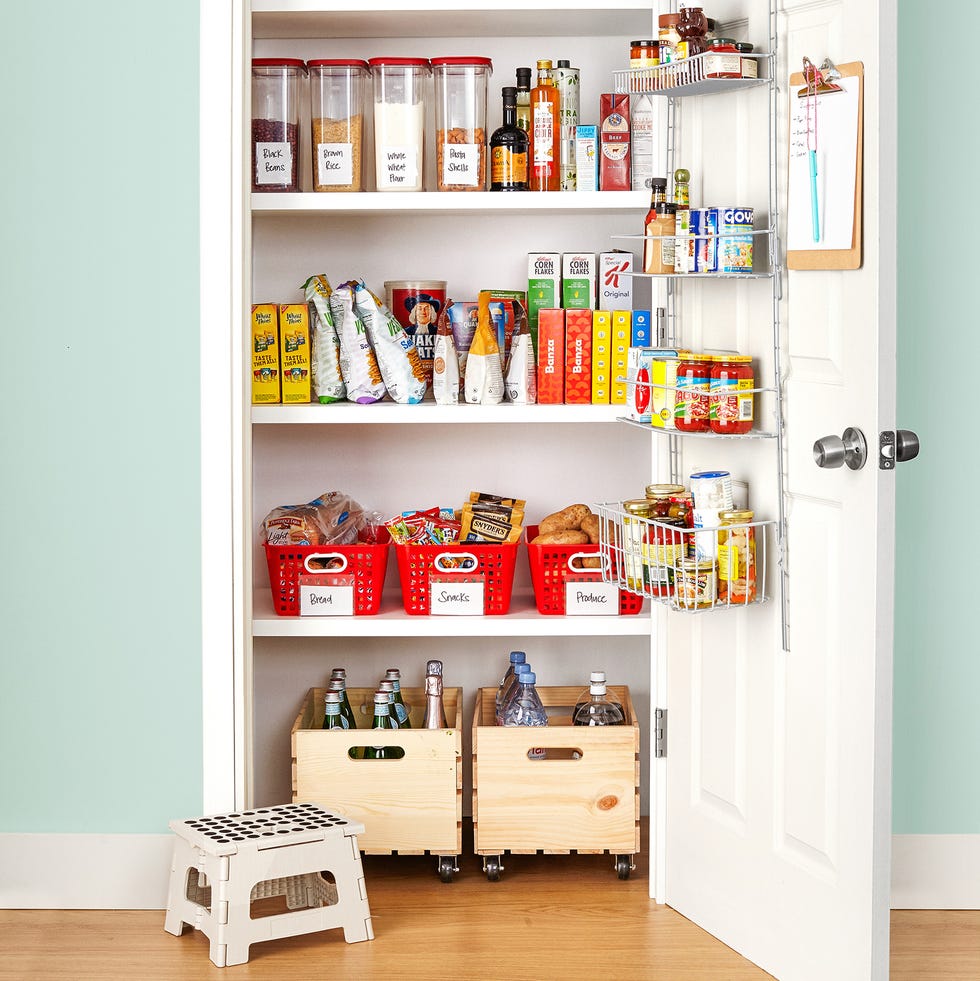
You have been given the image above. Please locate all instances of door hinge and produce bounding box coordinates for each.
[654,708,667,758]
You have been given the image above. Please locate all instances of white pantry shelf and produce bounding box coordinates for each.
[252,402,629,425]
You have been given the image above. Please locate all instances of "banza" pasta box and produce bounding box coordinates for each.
[537,308,565,404]
[564,309,592,404]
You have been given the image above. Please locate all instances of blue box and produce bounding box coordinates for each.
[631,310,652,347]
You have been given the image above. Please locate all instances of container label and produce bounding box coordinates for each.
[255,142,293,185]
[317,142,353,186]
[299,578,355,616]
[441,143,480,187]
[565,580,620,615]
[379,145,419,188]
[430,578,484,615]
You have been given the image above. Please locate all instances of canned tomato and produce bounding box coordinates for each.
[384,280,447,386]
[674,353,713,432]
[674,558,717,610]
[710,354,754,434]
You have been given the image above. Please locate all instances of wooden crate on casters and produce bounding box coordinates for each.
[292,686,463,882]
[472,685,640,880]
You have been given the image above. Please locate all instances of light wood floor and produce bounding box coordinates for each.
[1,845,977,980]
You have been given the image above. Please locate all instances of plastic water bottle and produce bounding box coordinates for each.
[496,661,533,725]
[495,651,527,714]
[572,678,625,726]
[573,671,624,720]
[500,671,548,728]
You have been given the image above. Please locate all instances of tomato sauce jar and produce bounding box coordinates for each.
[710,354,754,434]
[674,353,712,432]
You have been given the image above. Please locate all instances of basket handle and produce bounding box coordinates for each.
[303,552,349,574]
[567,551,609,574]
[434,551,478,573]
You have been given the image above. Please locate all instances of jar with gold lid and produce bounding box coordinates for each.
[674,557,717,610]
[717,509,757,603]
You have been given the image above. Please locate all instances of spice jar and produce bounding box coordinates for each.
[308,60,367,192]
[431,57,493,191]
[674,353,713,432]
[710,354,754,434]
[674,558,717,610]
[717,509,757,604]
[369,57,430,192]
[251,58,306,192]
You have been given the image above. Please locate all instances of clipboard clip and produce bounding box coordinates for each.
[798,55,843,97]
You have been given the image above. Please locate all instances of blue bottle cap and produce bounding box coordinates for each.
[510,651,527,663]
[522,671,536,684]
[516,662,532,676]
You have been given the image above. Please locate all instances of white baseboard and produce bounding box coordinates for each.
[1,832,977,910]
[0,833,174,909]
[891,834,980,909]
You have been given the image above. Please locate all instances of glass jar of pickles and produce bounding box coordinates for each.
[717,509,757,603]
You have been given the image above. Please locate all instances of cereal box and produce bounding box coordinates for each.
[251,303,280,404]
[528,253,561,331]
[598,251,634,311]
[564,309,593,404]
[279,304,311,404]
[611,310,632,404]
[536,308,565,404]
[591,310,612,404]
[561,252,597,309]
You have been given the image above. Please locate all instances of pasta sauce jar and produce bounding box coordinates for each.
[710,354,754,434]
[674,353,713,432]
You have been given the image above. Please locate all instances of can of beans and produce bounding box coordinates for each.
[384,281,447,387]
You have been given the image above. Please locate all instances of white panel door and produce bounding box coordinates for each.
[664,1,896,979]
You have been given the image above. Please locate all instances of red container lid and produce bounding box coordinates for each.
[307,59,369,69]
[430,57,493,68]
[367,57,431,69]
[252,58,307,69]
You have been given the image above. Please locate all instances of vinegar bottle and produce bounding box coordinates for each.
[490,87,529,191]
[529,60,559,191]
[515,67,532,135]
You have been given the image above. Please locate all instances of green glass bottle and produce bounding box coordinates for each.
[363,691,398,760]
[327,677,358,729]
[322,690,350,730]
[384,668,412,728]
[378,680,401,729]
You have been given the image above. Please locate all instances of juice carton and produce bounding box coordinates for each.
[631,309,652,347]
[561,252,597,309]
[575,125,598,191]
[599,93,631,191]
[591,310,612,404]
[598,251,634,311]
[279,304,312,404]
[611,310,632,404]
[251,303,280,404]
[527,253,561,331]
[536,308,565,404]
[564,309,593,404]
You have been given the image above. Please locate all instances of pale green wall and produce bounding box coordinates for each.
[0,2,972,838]
[892,1,977,834]
[0,1,202,832]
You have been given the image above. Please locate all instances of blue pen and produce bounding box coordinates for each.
[809,149,820,242]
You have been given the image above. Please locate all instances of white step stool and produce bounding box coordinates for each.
[164,802,374,967]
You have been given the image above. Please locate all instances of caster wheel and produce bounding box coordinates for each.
[484,855,502,882]
[437,856,456,883]
[615,855,632,880]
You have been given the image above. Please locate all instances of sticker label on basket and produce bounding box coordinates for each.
[299,575,355,616]
[565,579,620,615]
[429,576,484,615]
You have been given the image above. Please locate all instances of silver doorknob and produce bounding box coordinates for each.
[813,427,868,470]
[879,429,920,469]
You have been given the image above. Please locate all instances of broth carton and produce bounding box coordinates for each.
[561,252,597,309]
[536,308,565,404]
[251,303,280,404]
[279,303,312,404]
[527,253,560,330]
[564,309,593,404]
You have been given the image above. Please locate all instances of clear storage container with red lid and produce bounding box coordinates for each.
[251,58,306,193]
[308,59,368,192]
[431,57,493,191]
[368,57,430,192]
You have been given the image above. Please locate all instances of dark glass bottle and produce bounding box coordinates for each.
[490,86,529,191]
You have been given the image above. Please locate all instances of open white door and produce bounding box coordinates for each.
[662,2,896,979]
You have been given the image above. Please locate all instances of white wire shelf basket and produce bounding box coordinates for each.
[595,502,775,613]
[613,52,773,97]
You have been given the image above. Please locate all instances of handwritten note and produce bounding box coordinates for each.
[787,75,860,251]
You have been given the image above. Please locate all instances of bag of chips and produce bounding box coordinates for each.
[329,282,387,404]
[303,274,346,403]
[464,291,504,405]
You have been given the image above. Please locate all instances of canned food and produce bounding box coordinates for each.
[718,206,754,273]
[674,558,717,609]
[689,470,734,510]
[718,509,757,604]
[674,354,713,432]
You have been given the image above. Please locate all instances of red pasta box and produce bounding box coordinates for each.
[564,309,593,404]
[536,308,565,404]
[599,93,631,191]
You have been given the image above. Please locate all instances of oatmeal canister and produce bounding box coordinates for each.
[252,58,306,192]
[308,59,367,192]
[384,280,447,386]
[431,57,493,191]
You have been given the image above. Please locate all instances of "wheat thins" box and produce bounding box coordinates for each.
[279,303,311,403]
[251,303,280,404]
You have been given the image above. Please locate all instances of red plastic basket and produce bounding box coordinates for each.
[264,531,390,616]
[394,540,519,615]
[525,525,643,616]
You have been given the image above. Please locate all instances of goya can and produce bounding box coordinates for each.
[710,354,754,434]
[718,206,754,273]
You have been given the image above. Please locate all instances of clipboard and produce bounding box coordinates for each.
[787,61,863,270]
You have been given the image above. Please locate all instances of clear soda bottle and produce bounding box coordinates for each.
[496,661,533,725]
[572,678,625,726]
[573,671,624,719]
[500,670,548,728]
[495,651,527,715]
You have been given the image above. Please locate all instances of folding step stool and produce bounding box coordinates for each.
[164,802,374,967]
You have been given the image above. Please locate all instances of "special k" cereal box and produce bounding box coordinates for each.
[279,303,311,403]
[598,251,634,311]
[564,309,593,404]
[536,308,565,404]
[591,310,612,404]
[251,303,280,404]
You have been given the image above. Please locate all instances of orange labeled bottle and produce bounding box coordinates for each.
[529,59,560,191]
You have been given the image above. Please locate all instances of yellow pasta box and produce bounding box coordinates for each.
[611,310,632,404]
[279,304,312,404]
[591,310,611,404]
[251,303,280,404]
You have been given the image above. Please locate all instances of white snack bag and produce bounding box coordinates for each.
[329,283,387,404]
[433,300,460,405]
[303,274,346,403]
[464,291,504,404]
[504,303,537,404]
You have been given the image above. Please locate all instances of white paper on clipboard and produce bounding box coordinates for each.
[787,75,860,252]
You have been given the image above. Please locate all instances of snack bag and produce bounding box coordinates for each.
[303,274,346,403]
[504,301,537,404]
[433,300,460,405]
[351,280,426,404]
[447,300,478,392]
[329,283,387,404]
[464,291,504,404]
